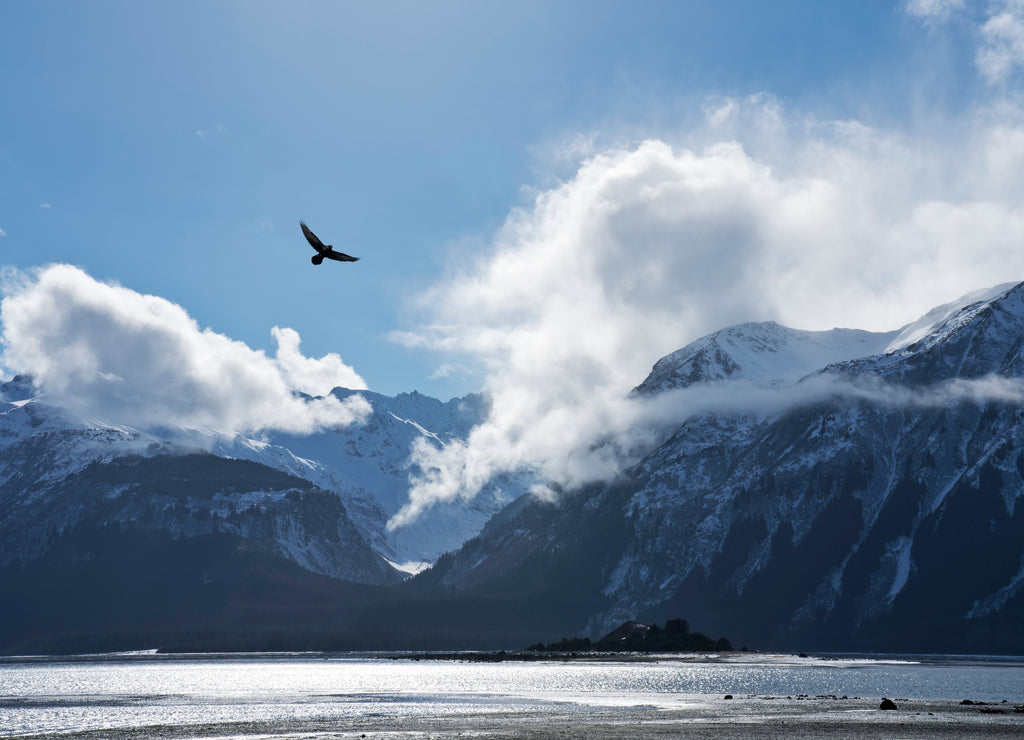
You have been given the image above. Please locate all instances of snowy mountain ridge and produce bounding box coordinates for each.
[634,321,899,395]
[423,280,1024,653]
[6,281,1024,653]
[0,376,520,581]
[216,388,519,567]
[609,280,1024,641]
[884,281,1018,355]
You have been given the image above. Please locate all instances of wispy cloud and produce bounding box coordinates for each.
[195,124,227,139]
[391,366,1024,529]
[0,228,6,238]
[641,373,1024,428]
[905,0,1024,84]
[39,203,51,210]
[0,264,369,436]
[904,0,966,23]
[978,0,1024,83]
[428,362,472,380]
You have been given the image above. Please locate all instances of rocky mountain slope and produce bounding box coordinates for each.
[421,281,1024,653]
[0,378,397,585]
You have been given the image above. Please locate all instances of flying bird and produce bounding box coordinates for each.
[300,221,359,265]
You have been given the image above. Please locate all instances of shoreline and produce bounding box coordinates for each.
[8,696,1024,739]
[5,652,1023,739]
[5,648,1024,666]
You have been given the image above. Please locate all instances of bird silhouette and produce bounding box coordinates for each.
[300,221,358,265]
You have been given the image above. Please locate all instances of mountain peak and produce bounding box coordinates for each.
[634,321,898,395]
[884,281,1023,356]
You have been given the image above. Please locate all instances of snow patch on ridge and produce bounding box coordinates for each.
[885,282,1018,354]
[967,557,1024,619]
[886,536,914,602]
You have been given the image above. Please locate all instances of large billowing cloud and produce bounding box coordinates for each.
[390,21,1024,527]
[0,264,370,435]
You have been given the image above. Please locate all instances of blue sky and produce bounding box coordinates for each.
[0,0,1018,411]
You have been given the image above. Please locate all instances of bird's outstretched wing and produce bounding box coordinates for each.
[300,221,326,252]
[325,250,359,262]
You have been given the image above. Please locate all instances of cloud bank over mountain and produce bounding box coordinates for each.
[0,264,369,436]
[391,4,1024,526]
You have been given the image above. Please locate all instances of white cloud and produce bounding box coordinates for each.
[39,203,51,210]
[427,362,472,380]
[0,264,370,436]
[904,0,965,22]
[978,0,1024,83]
[390,94,1024,528]
[905,0,1024,84]
[645,374,1024,426]
[271,325,367,396]
[0,228,6,237]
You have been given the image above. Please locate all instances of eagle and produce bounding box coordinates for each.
[300,221,359,265]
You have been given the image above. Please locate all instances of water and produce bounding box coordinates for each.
[1,652,1021,738]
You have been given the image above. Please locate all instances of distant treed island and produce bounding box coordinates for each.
[528,619,735,654]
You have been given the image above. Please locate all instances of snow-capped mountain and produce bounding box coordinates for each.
[422,281,1024,653]
[8,281,1024,654]
[0,377,398,586]
[0,376,519,592]
[216,389,520,570]
[633,321,898,394]
[0,375,529,652]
